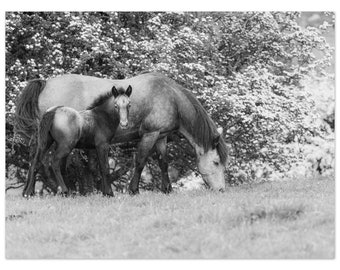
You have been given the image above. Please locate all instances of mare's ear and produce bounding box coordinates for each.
[212,127,223,148]
[112,86,119,98]
[212,135,220,149]
[126,85,132,97]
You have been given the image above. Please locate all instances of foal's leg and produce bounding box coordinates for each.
[95,142,113,196]
[155,137,172,194]
[23,148,41,197]
[50,145,70,195]
[60,156,77,193]
[23,135,54,197]
[129,131,160,195]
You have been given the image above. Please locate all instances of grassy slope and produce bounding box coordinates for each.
[6,176,334,259]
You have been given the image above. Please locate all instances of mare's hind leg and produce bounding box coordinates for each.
[50,145,71,195]
[129,131,160,195]
[155,137,172,194]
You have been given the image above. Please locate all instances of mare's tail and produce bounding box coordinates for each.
[15,79,46,143]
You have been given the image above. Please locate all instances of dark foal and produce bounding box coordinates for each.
[23,85,132,197]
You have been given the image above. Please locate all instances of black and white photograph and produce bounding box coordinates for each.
[4,5,336,261]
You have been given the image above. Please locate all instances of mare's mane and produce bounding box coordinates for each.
[179,87,229,164]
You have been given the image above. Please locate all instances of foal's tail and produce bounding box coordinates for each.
[38,107,62,152]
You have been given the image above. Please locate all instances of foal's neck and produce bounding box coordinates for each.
[90,105,117,124]
[80,104,117,126]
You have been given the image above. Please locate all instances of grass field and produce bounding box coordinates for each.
[5,176,334,259]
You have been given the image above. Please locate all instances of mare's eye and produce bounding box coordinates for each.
[213,161,219,166]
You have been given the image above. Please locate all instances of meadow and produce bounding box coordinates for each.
[5,175,334,259]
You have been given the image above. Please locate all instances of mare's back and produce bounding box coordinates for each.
[39,75,114,114]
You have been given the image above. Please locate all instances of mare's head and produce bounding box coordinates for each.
[196,127,228,192]
[180,89,229,192]
[111,85,132,129]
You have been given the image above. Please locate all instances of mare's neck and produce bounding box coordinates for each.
[178,125,204,156]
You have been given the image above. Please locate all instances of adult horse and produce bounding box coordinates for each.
[15,72,228,194]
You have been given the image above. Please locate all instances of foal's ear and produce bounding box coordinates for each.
[112,86,119,98]
[126,85,132,97]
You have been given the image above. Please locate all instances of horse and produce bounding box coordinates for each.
[22,85,132,197]
[15,72,228,194]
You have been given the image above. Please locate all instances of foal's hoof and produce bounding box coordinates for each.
[128,188,140,196]
[57,186,69,197]
[161,184,173,194]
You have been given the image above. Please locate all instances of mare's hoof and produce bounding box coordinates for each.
[22,191,35,198]
[103,191,113,197]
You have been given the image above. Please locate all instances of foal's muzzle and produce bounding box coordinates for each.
[120,122,129,129]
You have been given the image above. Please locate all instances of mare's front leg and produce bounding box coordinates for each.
[129,131,160,195]
[155,137,172,194]
[95,143,113,197]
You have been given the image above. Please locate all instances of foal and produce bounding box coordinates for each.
[23,85,132,197]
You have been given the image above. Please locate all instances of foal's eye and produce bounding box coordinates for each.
[213,161,219,166]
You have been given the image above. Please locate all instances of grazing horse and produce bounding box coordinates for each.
[15,72,228,194]
[23,85,132,197]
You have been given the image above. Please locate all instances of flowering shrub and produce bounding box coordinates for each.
[5,12,334,187]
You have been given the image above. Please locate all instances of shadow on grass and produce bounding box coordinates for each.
[234,204,305,226]
[6,210,34,221]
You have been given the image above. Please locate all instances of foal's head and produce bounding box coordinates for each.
[111,85,132,129]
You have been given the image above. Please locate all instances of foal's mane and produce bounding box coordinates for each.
[87,87,129,110]
[179,88,229,164]
[86,91,114,110]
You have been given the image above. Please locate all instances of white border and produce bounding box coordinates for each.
[1,1,339,269]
